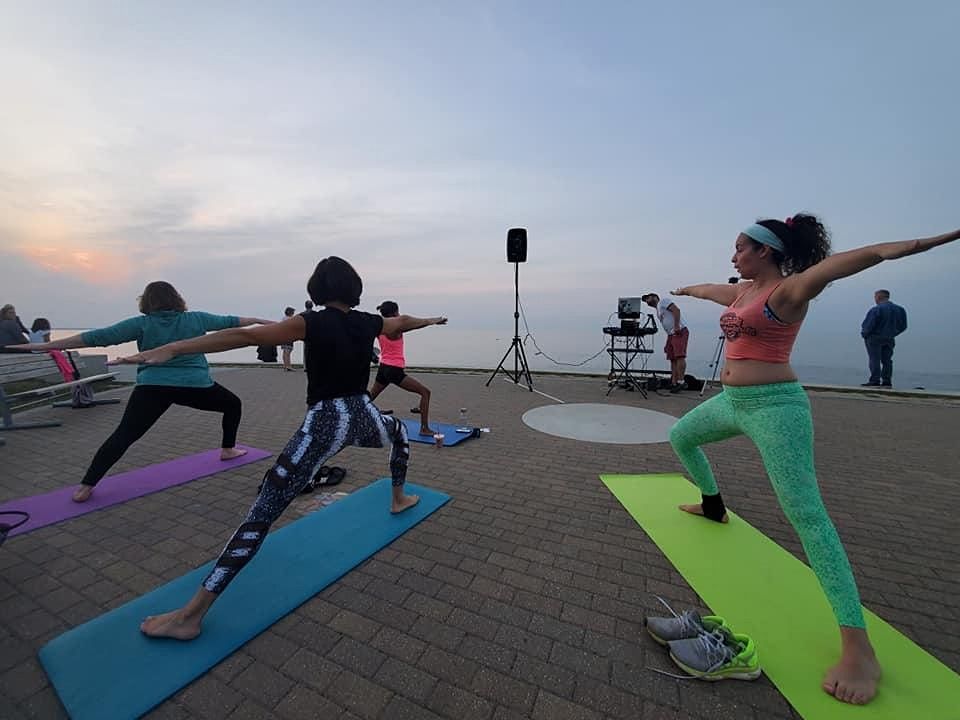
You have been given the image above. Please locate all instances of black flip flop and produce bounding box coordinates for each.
[380,409,394,415]
[0,511,29,548]
[410,407,421,414]
[300,465,328,494]
[301,465,346,494]
[318,466,346,487]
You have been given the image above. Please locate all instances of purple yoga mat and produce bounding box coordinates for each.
[0,446,273,538]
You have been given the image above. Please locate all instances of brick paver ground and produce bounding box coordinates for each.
[1,367,957,719]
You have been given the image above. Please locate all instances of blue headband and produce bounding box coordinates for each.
[743,224,785,252]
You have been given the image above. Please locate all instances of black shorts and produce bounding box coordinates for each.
[375,364,406,386]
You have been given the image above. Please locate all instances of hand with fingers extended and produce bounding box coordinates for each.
[108,346,175,366]
[671,288,689,297]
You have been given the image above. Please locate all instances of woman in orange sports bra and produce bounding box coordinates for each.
[669,215,959,705]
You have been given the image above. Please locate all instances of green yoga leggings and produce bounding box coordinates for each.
[669,381,865,629]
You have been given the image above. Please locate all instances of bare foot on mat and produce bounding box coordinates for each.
[822,644,881,704]
[72,485,94,503]
[220,447,248,460]
[391,494,420,514]
[140,610,202,640]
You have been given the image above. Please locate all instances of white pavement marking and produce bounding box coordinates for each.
[522,403,678,444]
[501,378,565,404]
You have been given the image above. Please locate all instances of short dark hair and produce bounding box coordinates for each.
[31,318,51,332]
[876,289,890,299]
[307,257,362,307]
[139,281,187,314]
[284,306,296,316]
[305,300,314,310]
[641,293,658,303]
[376,300,399,317]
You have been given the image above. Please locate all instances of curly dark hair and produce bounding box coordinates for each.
[755,213,832,275]
[139,281,187,314]
[307,257,362,307]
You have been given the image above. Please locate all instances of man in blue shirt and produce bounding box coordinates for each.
[861,289,908,387]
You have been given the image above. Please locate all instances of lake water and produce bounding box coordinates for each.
[53,328,960,393]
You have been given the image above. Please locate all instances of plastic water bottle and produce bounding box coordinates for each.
[456,408,470,433]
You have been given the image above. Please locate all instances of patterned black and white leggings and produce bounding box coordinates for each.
[202,394,409,594]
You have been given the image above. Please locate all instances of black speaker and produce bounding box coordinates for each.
[507,228,527,263]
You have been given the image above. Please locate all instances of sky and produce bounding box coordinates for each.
[1,1,958,374]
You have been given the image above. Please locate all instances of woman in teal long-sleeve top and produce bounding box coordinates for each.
[14,281,272,502]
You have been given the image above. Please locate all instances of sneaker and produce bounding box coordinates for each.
[668,628,761,681]
[644,596,727,645]
[861,381,880,387]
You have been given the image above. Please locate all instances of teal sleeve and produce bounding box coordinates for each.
[80,317,144,347]
[194,312,240,332]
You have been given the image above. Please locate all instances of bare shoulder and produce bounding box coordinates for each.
[721,280,752,305]
[380,316,402,337]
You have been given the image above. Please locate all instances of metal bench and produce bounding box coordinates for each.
[0,352,119,431]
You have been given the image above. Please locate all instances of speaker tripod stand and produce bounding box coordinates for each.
[701,333,726,397]
[486,261,533,390]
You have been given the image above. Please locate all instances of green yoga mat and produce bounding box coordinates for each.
[601,474,959,720]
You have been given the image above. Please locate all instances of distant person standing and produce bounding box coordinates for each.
[642,292,690,392]
[280,307,296,371]
[860,289,907,387]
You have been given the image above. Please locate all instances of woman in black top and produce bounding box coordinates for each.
[115,257,447,640]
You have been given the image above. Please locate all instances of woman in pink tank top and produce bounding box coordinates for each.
[667,215,958,705]
[368,300,436,435]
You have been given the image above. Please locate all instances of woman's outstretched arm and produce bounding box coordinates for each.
[783,228,960,304]
[113,316,306,365]
[381,315,447,337]
[237,317,275,327]
[672,283,747,307]
[4,333,88,351]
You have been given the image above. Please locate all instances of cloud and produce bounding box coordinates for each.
[16,245,134,284]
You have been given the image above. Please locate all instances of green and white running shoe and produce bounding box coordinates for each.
[667,628,762,681]
[644,596,727,646]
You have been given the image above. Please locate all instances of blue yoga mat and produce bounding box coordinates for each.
[39,478,450,720]
[402,418,478,446]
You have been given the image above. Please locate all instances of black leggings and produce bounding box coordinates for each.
[202,394,408,594]
[81,383,242,487]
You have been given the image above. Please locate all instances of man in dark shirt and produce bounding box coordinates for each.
[861,290,908,387]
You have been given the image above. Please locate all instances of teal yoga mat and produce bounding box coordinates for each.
[39,478,450,720]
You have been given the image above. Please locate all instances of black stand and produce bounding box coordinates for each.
[486,262,533,390]
[701,334,725,397]
[605,332,651,398]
